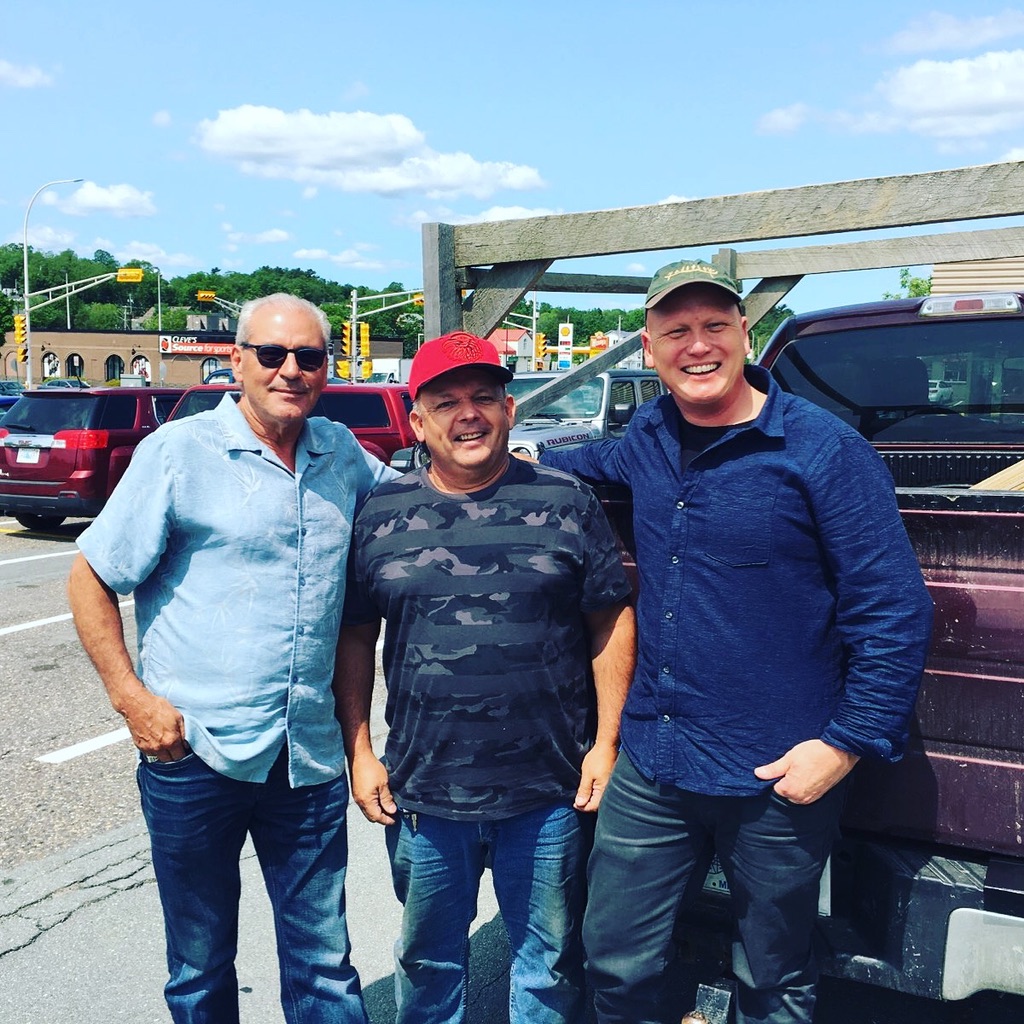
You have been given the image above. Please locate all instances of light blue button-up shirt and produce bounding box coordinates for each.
[78,395,396,786]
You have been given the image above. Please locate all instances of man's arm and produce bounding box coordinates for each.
[334,618,396,825]
[574,600,636,812]
[67,553,188,761]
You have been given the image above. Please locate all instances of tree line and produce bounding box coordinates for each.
[0,243,796,358]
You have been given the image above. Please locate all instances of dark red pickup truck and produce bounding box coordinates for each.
[597,290,1024,1006]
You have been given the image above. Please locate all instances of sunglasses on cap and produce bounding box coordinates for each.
[239,343,327,371]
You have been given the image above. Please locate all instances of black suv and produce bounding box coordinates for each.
[0,387,182,530]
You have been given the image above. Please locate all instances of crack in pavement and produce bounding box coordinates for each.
[0,819,154,958]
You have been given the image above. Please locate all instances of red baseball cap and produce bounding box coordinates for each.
[408,331,514,399]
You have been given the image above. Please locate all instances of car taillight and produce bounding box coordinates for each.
[0,429,8,440]
[53,429,110,450]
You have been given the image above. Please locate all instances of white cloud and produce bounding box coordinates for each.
[48,181,157,218]
[0,59,52,87]
[625,262,647,274]
[657,194,694,205]
[223,227,291,245]
[406,204,562,227]
[1000,145,1024,160]
[757,103,812,135]
[195,104,545,199]
[764,48,1024,144]
[152,110,172,127]
[871,49,1024,138]
[115,241,197,268]
[292,246,387,271]
[17,224,75,249]
[302,186,318,199]
[884,11,1024,54]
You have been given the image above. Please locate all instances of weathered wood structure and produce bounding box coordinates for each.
[421,162,1024,414]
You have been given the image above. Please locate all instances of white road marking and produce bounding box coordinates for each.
[37,727,132,764]
[0,549,78,567]
[0,599,133,636]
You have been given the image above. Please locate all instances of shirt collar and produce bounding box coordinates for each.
[643,364,785,452]
[213,392,337,457]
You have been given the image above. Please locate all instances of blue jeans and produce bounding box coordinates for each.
[137,747,368,1024]
[385,803,589,1024]
[583,752,845,1024]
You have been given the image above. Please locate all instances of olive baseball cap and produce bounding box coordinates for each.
[408,330,514,399]
[645,259,742,309]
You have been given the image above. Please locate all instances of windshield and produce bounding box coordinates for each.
[1,395,99,433]
[507,376,604,419]
[771,318,1024,442]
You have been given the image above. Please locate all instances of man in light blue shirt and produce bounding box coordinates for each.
[68,293,395,1024]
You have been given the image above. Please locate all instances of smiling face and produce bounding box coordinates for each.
[230,303,327,446]
[642,283,759,426]
[410,367,515,493]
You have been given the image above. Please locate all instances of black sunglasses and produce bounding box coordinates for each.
[240,343,327,371]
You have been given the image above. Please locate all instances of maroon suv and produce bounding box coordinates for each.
[167,382,415,462]
[0,387,182,530]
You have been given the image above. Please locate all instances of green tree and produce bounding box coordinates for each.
[76,303,124,331]
[0,291,13,346]
[884,267,932,299]
[749,304,795,359]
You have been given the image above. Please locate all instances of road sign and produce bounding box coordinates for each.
[116,268,144,283]
[196,290,216,302]
[557,323,574,369]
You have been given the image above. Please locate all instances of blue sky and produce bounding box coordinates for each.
[5,1,1024,316]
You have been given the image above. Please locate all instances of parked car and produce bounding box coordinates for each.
[390,368,664,470]
[166,382,415,463]
[928,378,955,403]
[0,387,183,530]
[39,377,91,389]
[203,367,235,384]
[0,380,23,411]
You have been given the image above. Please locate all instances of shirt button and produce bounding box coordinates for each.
[297,626,305,636]
[670,555,679,564]
[299,576,305,585]
[662,715,670,723]
[665,611,673,619]
[662,665,670,674]
[676,500,685,510]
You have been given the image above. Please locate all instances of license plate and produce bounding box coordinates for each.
[16,448,40,464]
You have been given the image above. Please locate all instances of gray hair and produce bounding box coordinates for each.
[235,294,331,348]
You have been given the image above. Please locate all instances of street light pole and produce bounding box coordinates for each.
[22,177,83,387]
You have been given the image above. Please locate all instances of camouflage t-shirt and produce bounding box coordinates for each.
[347,457,632,820]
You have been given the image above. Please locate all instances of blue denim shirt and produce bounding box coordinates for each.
[79,396,397,786]
[543,367,933,796]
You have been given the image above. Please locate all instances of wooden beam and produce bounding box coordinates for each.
[734,225,1024,279]
[453,163,1024,266]
[421,222,462,337]
[743,276,803,327]
[461,259,552,338]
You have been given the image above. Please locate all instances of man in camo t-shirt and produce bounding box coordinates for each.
[336,332,636,1024]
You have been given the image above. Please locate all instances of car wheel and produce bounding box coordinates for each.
[15,514,66,531]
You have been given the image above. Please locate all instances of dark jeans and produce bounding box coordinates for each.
[137,748,368,1024]
[583,752,844,1024]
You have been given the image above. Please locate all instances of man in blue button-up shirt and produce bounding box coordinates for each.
[542,261,933,1024]
[68,294,395,1024]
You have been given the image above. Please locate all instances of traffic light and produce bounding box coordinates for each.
[336,358,350,379]
[359,322,370,359]
[13,314,27,362]
[340,322,352,357]
[534,332,547,358]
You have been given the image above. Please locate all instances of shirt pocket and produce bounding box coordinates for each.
[700,478,779,567]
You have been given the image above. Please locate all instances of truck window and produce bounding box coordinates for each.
[771,319,1024,443]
